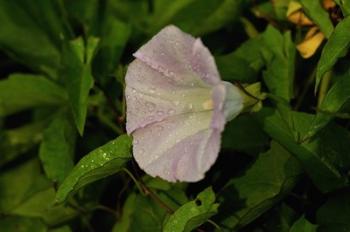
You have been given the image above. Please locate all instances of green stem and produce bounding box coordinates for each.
[317,71,332,108]
[122,167,145,195]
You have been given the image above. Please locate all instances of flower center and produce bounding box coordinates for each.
[202,99,214,110]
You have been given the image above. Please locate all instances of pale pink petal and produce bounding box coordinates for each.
[125,60,212,134]
[132,111,221,182]
[133,25,221,86]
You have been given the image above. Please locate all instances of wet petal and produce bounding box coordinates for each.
[132,111,221,182]
[134,25,221,86]
[125,60,213,134]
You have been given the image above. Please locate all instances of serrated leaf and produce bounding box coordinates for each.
[217,142,302,230]
[39,111,76,183]
[55,135,132,203]
[300,0,334,38]
[0,74,67,116]
[163,187,218,232]
[316,16,350,90]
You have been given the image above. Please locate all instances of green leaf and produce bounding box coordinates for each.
[316,16,350,90]
[316,192,350,231]
[261,26,296,101]
[10,187,77,226]
[217,142,302,230]
[307,70,350,138]
[300,0,334,38]
[39,111,76,183]
[0,74,67,116]
[335,0,350,16]
[222,115,269,155]
[93,17,131,85]
[55,134,132,203]
[0,1,61,77]
[0,216,47,232]
[150,0,244,36]
[49,226,72,232]
[163,187,218,232]
[216,54,258,83]
[62,37,98,135]
[256,107,349,192]
[0,159,51,213]
[273,0,291,20]
[0,120,48,166]
[290,216,318,232]
[113,182,188,232]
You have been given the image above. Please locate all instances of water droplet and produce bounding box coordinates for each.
[132,89,136,93]
[168,109,175,114]
[146,102,155,112]
[188,104,193,110]
[157,111,164,116]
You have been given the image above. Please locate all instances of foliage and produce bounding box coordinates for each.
[0,0,350,231]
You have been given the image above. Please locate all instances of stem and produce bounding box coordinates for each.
[295,67,316,110]
[97,110,124,135]
[122,167,145,195]
[317,71,332,108]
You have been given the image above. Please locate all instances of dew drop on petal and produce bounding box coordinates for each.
[168,109,175,114]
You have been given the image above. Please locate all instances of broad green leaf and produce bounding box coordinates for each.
[113,193,166,232]
[93,17,131,85]
[0,159,51,212]
[163,187,218,232]
[256,107,349,192]
[0,216,47,232]
[14,0,72,46]
[273,0,292,20]
[113,183,187,232]
[222,115,269,155]
[64,0,100,35]
[316,192,350,231]
[0,74,67,116]
[261,26,295,101]
[49,226,72,232]
[62,37,98,135]
[39,111,76,183]
[10,188,77,226]
[0,120,47,166]
[335,0,350,16]
[300,0,334,38]
[0,1,61,77]
[307,70,350,138]
[55,135,132,203]
[216,54,258,83]
[217,142,302,230]
[316,16,350,89]
[261,204,297,232]
[150,0,244,36]
[290,216,318,232]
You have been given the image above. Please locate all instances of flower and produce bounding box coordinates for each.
[125,25,243,182]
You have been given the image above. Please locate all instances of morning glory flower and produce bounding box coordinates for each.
[125,25,243,182]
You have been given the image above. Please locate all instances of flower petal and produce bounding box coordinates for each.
[133,25,221,86]
[125,60,213,134]
[132,111,221,182]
